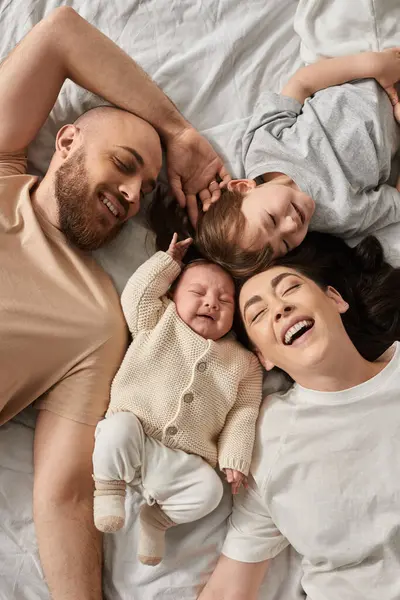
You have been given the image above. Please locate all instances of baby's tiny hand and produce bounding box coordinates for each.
[167,232,193,265]
[223,468,248,495]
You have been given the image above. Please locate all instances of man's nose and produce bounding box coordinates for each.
[274,304,293,322]
[119,178,142,204]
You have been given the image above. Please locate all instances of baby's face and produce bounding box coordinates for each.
[173,263,235,341]
[240,182,315,257]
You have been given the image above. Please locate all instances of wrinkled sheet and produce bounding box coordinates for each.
[1,0,400,599]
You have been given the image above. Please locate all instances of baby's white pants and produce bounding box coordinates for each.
[93,411,224,524]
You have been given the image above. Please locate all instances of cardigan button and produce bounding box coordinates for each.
[183,392,194,404]
[197,361,207,372]
[166,426,178,436]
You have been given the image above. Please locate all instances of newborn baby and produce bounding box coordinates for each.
[92,234,262,566]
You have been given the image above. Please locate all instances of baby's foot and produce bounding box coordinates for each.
[137,503,175,566]
[93,479,126,533]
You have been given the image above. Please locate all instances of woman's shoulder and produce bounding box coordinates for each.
[250,387,298,480]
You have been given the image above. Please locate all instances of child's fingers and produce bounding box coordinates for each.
[385,85,399,106]
[232,481,241,495]
[176,237,193,248]
[225,468,233,483]
[170,232,178,247]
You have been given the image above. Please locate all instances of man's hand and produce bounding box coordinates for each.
[166,232,192,265]
[223,469,248,495]
[166,126,231,226]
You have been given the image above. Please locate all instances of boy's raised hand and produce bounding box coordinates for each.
[167,233,193,265]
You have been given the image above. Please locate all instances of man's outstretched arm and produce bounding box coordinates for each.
[0,7,228,214]
[33,410,101,600]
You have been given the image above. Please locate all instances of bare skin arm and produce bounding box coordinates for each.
[198,555,269,600]
[33,411,101,600]
[0,7,228,215]
[282,47,400,105]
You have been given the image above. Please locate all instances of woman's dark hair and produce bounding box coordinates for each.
[236,231,400,362]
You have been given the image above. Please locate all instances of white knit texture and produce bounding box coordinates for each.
[107,252,263,475]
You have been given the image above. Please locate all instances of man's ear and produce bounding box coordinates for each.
[55,124,79,159]
[326,286,349,314]
[227,179,257,194]
[255,348,275,372]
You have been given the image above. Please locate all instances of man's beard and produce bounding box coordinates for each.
[54,147,123,251]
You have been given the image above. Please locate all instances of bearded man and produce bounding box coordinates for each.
[0,7,228,600]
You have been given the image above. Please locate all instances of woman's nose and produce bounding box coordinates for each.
[274,304,293,322]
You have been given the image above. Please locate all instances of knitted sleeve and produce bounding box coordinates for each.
[218,355,263,476]
[120,251,181,336]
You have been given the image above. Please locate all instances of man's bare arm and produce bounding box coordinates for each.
[0,7,228,211]
[0,6,187,154]
[198,554,269,600]
[33,411,101,600]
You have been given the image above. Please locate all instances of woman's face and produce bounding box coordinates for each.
[239,266,349,377]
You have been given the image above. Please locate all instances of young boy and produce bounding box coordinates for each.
[197,48,400,276]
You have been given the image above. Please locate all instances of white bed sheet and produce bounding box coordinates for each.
[1,1,400,599]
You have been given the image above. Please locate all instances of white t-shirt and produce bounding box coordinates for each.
[223,342,400,600]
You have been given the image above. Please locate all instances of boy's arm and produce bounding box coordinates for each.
[218,357,263,475]
[121,252,180,336]
[197,555,269,600]
[282,47,400,104]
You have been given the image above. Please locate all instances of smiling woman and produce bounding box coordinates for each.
[203,233,400,600]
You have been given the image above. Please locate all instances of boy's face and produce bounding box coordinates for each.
[230,179,315,257]
[173,263,235,341]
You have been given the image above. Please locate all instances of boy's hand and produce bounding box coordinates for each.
[384,85,400,124]
[223,468,248,495]
[166,233,192,265]
[374,48,400,95]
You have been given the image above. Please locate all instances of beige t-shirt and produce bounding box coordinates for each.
[0,154,128,426]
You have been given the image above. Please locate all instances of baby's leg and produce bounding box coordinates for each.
[138,440,224,566]
[92,412,145,533]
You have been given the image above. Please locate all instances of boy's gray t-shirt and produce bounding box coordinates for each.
[243,80,400,237]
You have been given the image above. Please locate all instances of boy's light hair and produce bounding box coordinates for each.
[196,187,274,278]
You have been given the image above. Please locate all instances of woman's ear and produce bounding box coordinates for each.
[255,349,275,372]
[227,179,257,194]
[55,124,79,159]
[326,286,349,314]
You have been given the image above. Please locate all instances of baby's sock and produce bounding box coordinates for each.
[138,503,176,566]
[93,479,126,533]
